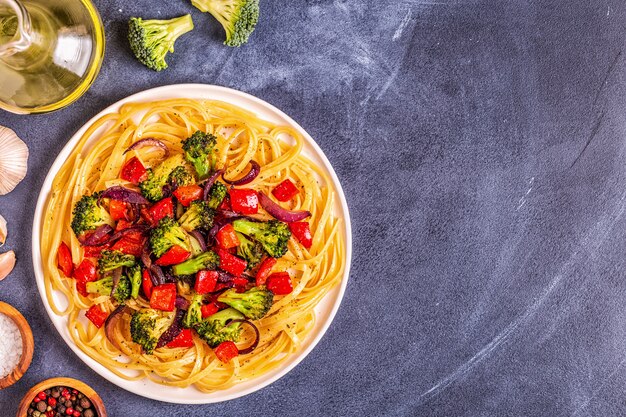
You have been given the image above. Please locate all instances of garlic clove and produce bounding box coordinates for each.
[0,251,15,281]
[0,126,28,195]
[0,214,5,247]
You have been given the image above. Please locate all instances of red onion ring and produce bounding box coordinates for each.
[189,230,207,252]
[104,305,129,348]
[257,192,311,222]
[229,319,260,354]
[101,186,150,205]
[156,309,185,349]
[109,224,150,242]
[78,224,113,246]
[124,138,170,157]
[150,265,166,286]
[223,161,260,186]
[203,169,225,201]
[175,296,190,310]
[141,241,152,269]
[109,267,123,297]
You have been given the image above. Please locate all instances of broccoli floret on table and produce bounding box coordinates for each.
[191,0,259,47]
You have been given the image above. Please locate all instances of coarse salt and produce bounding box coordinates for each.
[0,313,22,378]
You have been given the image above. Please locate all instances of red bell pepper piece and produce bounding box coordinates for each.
[289,222,313,249]
[173,184,203,207]
[219,196,231,211]
[83,243,110,259]
[147,197,174,225]
[73,259,98,297]
[120,157,148,184]
[166,329,194,348]
[150,283,177,311]
[57,242,73,277]
[155,245,191,266]
[115,219,132,232]
[255,257,277,287]
[111,237,144,257]
[233,277,249,291]
[266,272,293,295]
[85,305,109,328]
[142,269,153,299]
[195,270,219,294]
[109,200,128,221]
[229,189,258,215]
[272,179,299,202]
[201,303,219,318]
[214,341,239,363]
[217,249,247,277]
[215,224,240,249]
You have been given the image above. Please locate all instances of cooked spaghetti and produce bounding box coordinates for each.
[40,98,345,392]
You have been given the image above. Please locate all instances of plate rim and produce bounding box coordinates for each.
[31,84,352,404]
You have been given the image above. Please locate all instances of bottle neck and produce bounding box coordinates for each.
[0,0,32,59]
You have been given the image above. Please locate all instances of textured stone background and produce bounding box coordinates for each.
[3,0,626,415]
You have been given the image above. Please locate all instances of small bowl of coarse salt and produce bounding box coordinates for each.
[0,301,34,389]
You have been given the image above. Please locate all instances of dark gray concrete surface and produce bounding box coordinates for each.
[2,0,626,415]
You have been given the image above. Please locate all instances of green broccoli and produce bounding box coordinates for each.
[128,265,142,299]
[232,219,291,258]
[168,166,195,187]
[139,153,185,202]
[236,232,263,268]
[181,131,217,180]
[130,309,175,354]
[179,201,214,232]
[191,0,259,47]
[207,181,227,209]
[86,275,131,304]
[70,193,114,237]
[150,217,191,257]
[217,287,273,319]
[128,15,194,72]
[172,251,220,276]
[195,307,244,347]
[183,292,204,328]
[97,250,136,274]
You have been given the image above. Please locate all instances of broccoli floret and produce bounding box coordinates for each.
[98,250,136,274]
[232,219,291,258]
[150,217,191,258]
[195,307,244,347]
[207,181,227,209]
[140,153,186,202]
[86,275,131,304]
[70,193,114,237]
[128,15,194,72]
[179,201,214,232]
[181,131,217,180]
[183,292,204,328]
[172,251,220,276]
[191,0,259,47]
[236,232,263,268]
[128,265,142,299]
[130,309,175,354]
[169,166,195,188]
[218,287,273,320]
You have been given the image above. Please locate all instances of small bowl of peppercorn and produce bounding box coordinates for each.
[16,377,106,417]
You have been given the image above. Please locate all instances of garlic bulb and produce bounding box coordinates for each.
[0,214,6,246]
[0,251,15,281]
[0,126,28,195]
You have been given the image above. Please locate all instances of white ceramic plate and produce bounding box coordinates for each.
[32,84,352,404]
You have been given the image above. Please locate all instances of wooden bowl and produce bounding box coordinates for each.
[16,377,107,417]
[0,301,34,389]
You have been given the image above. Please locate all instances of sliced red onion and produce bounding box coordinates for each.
[156,309,185,348]
[203,169,225,201]
[141,241,152,269]
[101,186,149,205]
[109,267,123,298]
[78,224,113,246]
[189,230,207,252]
[229,319,260,354]
[258,192,311,222]
[217,271,235,283]
[124,138,170,157]
[104,305,129,347]
[150,265,166,286]
[223,161,260,186]
[175,296,190,310]
[109,224,150,242]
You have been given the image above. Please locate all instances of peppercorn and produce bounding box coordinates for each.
[84,410,95,417]
[75,406,83,412]
[27,408,34,416]
[65,407,74,415]
[32,411,41,417]
[57,405,66,414]
[79,397,91,409]
[51,388,60,398]
[37,401,47,412]
[48,397,57,407]
[72,411,80,417]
